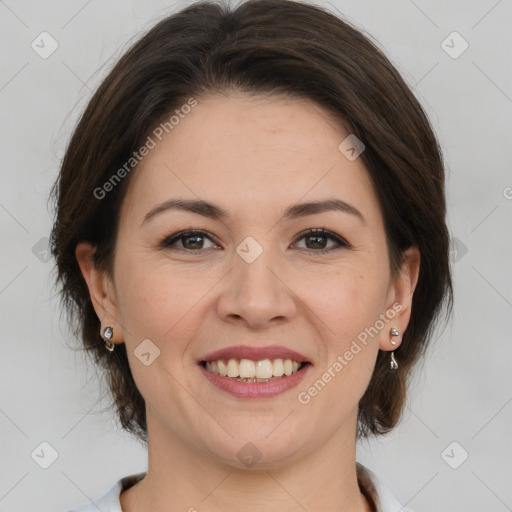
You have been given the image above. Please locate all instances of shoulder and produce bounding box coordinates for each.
[358,463,411,512]
[66,472,146,512]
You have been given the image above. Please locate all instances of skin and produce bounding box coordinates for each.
[76,93,420,512]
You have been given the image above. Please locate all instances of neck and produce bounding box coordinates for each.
[121,412,372,512]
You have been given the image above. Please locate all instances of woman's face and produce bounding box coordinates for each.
[79,93,418,468]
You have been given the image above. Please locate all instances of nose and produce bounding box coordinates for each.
[217,245,297,329]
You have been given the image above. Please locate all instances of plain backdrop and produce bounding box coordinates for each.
[1,1,511,511]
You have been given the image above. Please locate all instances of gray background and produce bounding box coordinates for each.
[1,0,511,511]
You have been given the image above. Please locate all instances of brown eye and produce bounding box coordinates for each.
[294,228,348,253]
[162,230,217,251]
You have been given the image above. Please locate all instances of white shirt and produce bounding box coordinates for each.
[67,465,410,512]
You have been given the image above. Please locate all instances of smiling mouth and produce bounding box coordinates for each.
[200,358,311,383]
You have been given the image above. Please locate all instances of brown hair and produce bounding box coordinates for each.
[50,0,453,445]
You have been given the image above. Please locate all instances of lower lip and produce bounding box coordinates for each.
[198,363,312,398]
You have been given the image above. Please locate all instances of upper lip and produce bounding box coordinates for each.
[199,345,311,363]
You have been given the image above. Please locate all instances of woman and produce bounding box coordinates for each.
[51,0,453,510]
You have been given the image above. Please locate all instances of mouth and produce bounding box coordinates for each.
[200,358,311,383]
[197,345,312,398]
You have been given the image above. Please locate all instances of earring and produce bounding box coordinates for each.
[389,327,399,370]
[389,327,400,345]
[390,351,398,370]
[102,326,115,352]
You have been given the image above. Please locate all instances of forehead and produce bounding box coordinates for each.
[120,93,380,225]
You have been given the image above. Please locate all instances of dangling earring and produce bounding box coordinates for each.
[389,327,400,370]
[102,326,115,352]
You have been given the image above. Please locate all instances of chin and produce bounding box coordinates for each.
[199,428,308,471]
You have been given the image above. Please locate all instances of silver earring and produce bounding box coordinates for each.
[390,352,398,370]
[389,327,400,345]
[103,326,115,352]
[389,328,399,370]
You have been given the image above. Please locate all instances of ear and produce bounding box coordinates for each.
[75,241,123,346]
[379,246,421,351]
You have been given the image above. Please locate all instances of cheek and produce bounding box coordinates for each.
[113,256,203,399]
[114,253,216,344]
[302,272,383,414]
[299,265,388,344]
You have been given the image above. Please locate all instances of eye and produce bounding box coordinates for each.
[160,228,349,254]
[161,230,219,251]
[293,228,349,254]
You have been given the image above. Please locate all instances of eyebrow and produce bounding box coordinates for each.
[141,197,365,226]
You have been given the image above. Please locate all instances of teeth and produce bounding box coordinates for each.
[255,359,273,379]
[239,359,256,378]
[272,358,284,377]
[217,360,227,376]
[204,358,304,381]
[227,359,239,378]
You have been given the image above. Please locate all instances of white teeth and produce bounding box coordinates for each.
[227,359,239,377]
[255,359,273,379]
[217,359,227,376]
[272,358,284,377]
[204,358,304,380]
[239,359,256,378]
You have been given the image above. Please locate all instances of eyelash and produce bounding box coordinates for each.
[160,228,349,254]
